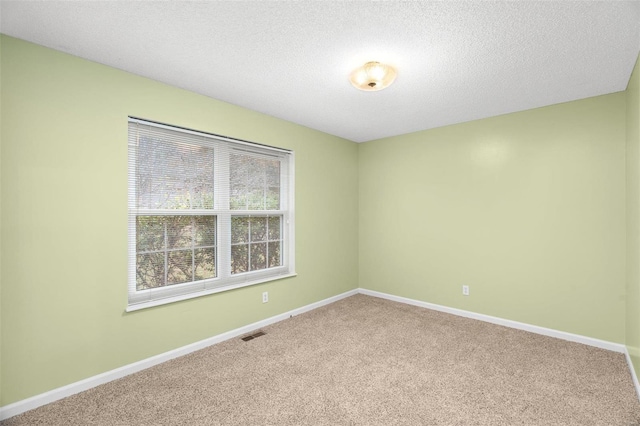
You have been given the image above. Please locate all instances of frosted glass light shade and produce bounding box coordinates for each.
[349,61,397,91]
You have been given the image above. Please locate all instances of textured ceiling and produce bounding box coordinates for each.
[1,1,639,142]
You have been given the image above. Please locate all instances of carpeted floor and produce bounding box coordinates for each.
[3,294,640,425]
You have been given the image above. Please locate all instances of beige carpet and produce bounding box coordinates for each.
[3,294,640,425]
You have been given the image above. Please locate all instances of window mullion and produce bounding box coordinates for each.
[191,216,196,283]
[248,219,252,272]
[266,216,270,268]
[215,144,231,281]
[164,219,168,286]
[280,158,290,270]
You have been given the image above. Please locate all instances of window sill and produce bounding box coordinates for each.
[125,272,297,313]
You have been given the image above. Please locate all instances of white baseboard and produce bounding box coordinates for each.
[625,347,640,400]
[2,287,635,420]
[358,288,626,353]
[0,289,358,421]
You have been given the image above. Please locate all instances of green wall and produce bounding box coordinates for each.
[0,34,3,408]
[359,93,626,343]
[627,53,640,379]
[0,36,359,405]
[1,33,638,408]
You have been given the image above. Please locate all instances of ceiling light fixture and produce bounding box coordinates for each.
[349,61,397,91]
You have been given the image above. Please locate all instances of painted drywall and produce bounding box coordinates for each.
[627,53,640,378]
[359,93,626,343]
[0,35,359,405]
[0,35,3,408]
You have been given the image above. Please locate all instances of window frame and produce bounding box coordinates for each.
[127,118,295,312]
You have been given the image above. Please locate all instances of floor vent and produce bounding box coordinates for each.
[241,331,266,342]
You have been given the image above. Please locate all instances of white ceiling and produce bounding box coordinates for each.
[1,1,639,143]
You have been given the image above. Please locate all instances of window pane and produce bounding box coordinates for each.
[230,154,248,210]
[250,217,267,242]
[194,248,215,280]
[135,215,216,287]
[267,216,281,240]
[266,187,280,210]
[137,216,165,252]
[266,162,280,186]
[231,216,281,274]
[266,162,280,209]
[231,244,248,274]
[136,137,214,210]
[136,252,165,290]
[167,250,193,285]
[166,216,193,249]
[247,159,265,188]
[229,186,247,210]
[231,216,249,244]
[248,188,264,210]
[268,241,281,268]
[250,243,267,270]
[230,153,280,211]
[195,216,216,247]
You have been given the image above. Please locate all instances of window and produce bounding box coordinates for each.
[128,118,295,310]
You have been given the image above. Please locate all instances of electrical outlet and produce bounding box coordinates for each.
[262,291,269,303]
[462,285,469,296]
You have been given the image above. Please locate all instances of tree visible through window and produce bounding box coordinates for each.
[136,215,216,289]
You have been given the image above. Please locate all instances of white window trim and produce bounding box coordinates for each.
[126,272,298,312]
[127,117,295,312]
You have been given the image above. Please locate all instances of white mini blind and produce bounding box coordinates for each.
[128,118,295,311]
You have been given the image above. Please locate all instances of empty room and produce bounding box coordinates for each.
[1,1,640,424]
